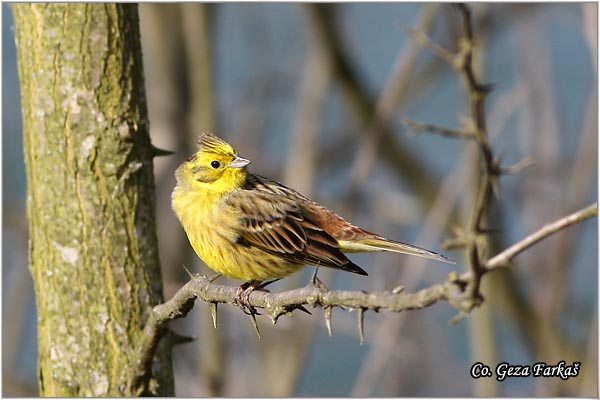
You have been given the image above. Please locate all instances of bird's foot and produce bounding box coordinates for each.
[234,280,264,315]
[234,279,282,315]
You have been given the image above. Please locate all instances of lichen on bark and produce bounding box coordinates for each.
[12,3,173,396]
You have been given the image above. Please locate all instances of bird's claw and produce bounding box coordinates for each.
[234,281,263,315]
[234,278,283,315]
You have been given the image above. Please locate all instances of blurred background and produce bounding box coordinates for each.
[2,3,597,396]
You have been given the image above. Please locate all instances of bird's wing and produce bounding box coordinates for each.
[246,175,454,265]
[225,177,367,275]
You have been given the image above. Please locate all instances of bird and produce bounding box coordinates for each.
[172,132,453,305]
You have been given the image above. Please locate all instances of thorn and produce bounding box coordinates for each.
[450,274,468,292]
[448,311,469,325]
[325,307,333,337]
[151,145,174,157]
[450,224,465,237]
[310,267,319,286]
[502,156,535,175]
[168,330,196,345]
[392,285,405,294]
[296,305,312,315]
[239,304,261,316]
[258,278,281,290]
[490,174,503,200]
[401,24,455,65]
[309,268,329,291]
[478,82,496,95]
[448,271,459,281]
[208,273,222,283]
[209,302,218,328]
[357,308,365,344]
[249,312,261,339]
[181,264,195,279]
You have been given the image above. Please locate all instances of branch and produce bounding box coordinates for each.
[403,117,473,139]
[402,25,455,65]
[303,4,440,205]
[404,4,496,305]
[484,203,598,270]
[348,5,442,191]
[452,4,496,305]
[126,272,466,394]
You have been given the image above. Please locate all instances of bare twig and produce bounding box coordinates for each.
[181,3,215,136]
[348,4,441,189]
[582,3,597,74]
[500,156,535,175]
[405,3,496,307]
[403,10,507,395]
[402,25,455,65]
[303,4,439,204]
[453,4,497,306]
[484,203,598,270]
[403,117,473,139]
[544,90,597,321]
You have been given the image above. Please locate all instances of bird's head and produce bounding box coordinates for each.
[175,132,251,193]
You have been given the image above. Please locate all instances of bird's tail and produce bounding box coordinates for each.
[337,237,455,265]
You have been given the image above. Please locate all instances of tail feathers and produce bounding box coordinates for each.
[315,259,368,276]
[338,238,455,265]
[342,260,368,276]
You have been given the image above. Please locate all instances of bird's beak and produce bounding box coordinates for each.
[230,156,251,168]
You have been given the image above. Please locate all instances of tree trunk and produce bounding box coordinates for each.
[12,3,173,396]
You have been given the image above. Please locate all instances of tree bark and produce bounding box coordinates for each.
[12,3,173,396]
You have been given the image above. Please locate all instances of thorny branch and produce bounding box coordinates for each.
[127,203,597,394]
[404,4,498,305]
[401,4,596,396]
[451,4,496,305]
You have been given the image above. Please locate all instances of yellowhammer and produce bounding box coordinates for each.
[172,133,453,302]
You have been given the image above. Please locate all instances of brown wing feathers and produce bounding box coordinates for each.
[229,175,367,276]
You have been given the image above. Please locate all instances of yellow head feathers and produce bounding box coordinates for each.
[175,133,250,192]
[196,132,237,157]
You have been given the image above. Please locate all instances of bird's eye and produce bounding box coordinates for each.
[210,160,220,169]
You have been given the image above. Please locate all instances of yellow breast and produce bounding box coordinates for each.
[172,187,302,280]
